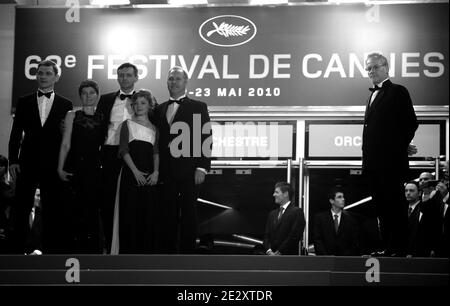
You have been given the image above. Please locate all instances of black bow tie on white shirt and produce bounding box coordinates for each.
[119,93,133,100]
[37,90,53,99]
[168,98,185,105]
[368,85,381,93]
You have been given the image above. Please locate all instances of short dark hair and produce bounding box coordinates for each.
[275,182,292,199]
[405,180,420,190]
[0,155,8,168]
[168,66,189,80]
[37,60,59,75]
[328,185,344,200]
[118,62,138,77]
[78,79,99,97]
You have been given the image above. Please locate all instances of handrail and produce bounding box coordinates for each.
[344,196,372,210]
[232,234,263,245]
[208,160,443,169]
[197,198,233,210]
[287,159,292,183]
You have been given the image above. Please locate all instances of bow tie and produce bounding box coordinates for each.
[368,86,381,93]
[168,98,185,105]
[37,90,53,99]
[119,93,133,100]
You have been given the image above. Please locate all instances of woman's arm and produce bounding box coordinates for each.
[57,111,75,181]
[119,120,147,186]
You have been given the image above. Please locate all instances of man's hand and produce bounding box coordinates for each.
[194,169,206,185]
[407,143,418,156]
[9,164,20,181]
[436,181,448,198]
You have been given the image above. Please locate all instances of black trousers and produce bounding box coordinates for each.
[158,177,199,254]
[367,170,408,256]
[99,145,122,253]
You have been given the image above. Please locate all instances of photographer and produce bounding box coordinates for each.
[418,172,436,202]
[423,161,449,257]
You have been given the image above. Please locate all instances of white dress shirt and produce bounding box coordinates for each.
[370,78,389,105]
[105,91,134,145]
[166,94,186,124]
[37,91,54,126]
[331,209,342,226]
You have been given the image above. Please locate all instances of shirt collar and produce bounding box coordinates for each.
[443,192,449,204]
[331,209,342,217]
[374,78,389,88]
[170,94,187,101]
[119,90,135,96]
[409,200,421,211]
[280,201,290,211]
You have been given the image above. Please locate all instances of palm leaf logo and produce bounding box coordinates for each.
[206,22,250,38]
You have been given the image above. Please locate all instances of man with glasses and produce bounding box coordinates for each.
[362,53,418,257]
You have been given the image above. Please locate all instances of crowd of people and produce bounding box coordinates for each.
[0,56,448,258]
[310,173,449,258]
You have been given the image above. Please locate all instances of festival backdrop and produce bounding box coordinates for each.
[12,2,449,109]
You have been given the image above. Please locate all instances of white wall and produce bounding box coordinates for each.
[0,4,15,159]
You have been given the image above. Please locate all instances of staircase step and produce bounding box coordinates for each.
[0,255,447,286]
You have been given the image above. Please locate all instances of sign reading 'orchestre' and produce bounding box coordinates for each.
[12,3,448,109]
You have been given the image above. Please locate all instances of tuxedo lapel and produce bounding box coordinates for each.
[365,89,385,120]
[171,99,189,124]
[368,89,385,114]
[44,95,59,127]
[29,95,43,128]
[365,80,392,120]
[162,100,172,125]
[328,213,337,236]
[105,91,120,116]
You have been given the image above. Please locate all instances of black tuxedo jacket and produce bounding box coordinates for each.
[263,203,305,255]
[313,210,360,256]
[426,193,450,257]
[155,96,212,181]
[407,202,432,256]
[8,92,72,175]
[362,80,418,176]
[95,91,120,145]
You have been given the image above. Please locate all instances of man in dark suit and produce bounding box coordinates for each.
[362,53,418,256]
[155,66,212,254]
[263,182,305,255]
[313,186,360,256]
[9,60,72,254]
[95,62,138,253]
[405,181,432,257]
[424,165,449,258]
[431,180,449,257]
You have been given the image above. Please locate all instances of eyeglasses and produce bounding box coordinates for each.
[365,64,385,72]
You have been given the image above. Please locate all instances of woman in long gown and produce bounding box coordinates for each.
[112,89,159,254]
[57,80,103,253]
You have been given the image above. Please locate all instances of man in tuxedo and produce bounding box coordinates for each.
[8,60,72,254]
[264,182,305,255]
[155,66,212,254]
[95,62,138,253]
[362,53,418,256]
[313,186,360,256]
